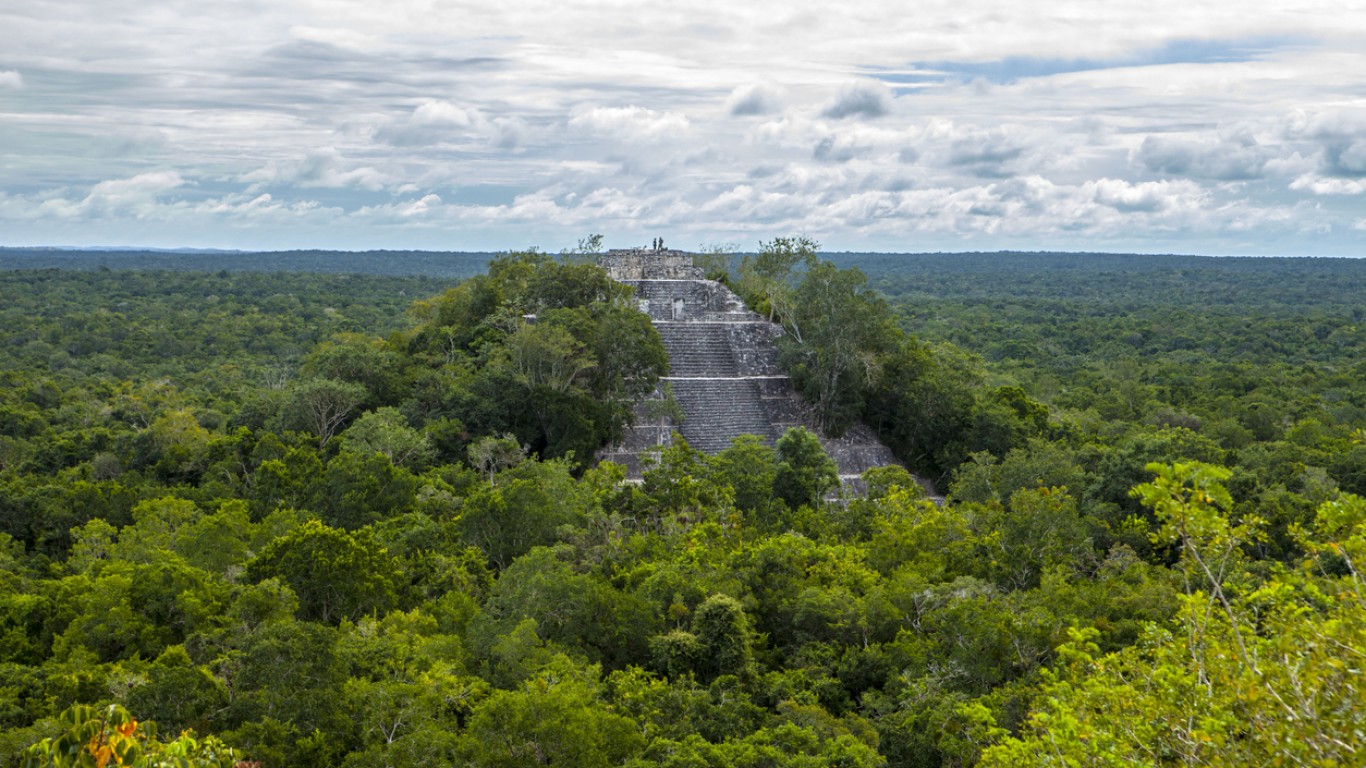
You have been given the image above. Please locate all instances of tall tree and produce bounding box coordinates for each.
[738,236,818,323]
[773,427,840,509]
[777,260,898,434]
[245,520,403,624]
[285,378,368,449]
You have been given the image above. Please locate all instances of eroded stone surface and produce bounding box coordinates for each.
[597,248,902,483]
[599,247,703,281]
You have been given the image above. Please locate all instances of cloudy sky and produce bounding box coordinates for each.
[2,1,1364,255]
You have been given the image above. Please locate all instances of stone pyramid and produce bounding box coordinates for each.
[596,247,902,482]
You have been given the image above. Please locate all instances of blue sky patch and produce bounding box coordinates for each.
[881,35,1312,87]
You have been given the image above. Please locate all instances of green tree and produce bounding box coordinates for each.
[245,520,403,624]
[316,450,418,530]
[690,594,757,683]
[737,237,817,323]
[466,433,526,483]
[125,645,229,737]
[711,435,778,519]
[135,409,213,482]
[639,436,729,525]
[401,254,664,464]
[647,593,757,684]
[457,661,645,768]
[949,440,1086,506]
[863,339,981,483]
[779,260,897,434]
[50,560,228,663]
[339,407,434,471]
[302,334,404,408]
[773,427,839,509]
[972,487,1091,590]
[471,547,656,674]
[504,323,595,395]
[340,676,467,768]
[587,305,669,419]
[458,458,587,569]
[285,377,368,449]
[250,442,324,516]
[525,260,624,311]
[223,619,349,760]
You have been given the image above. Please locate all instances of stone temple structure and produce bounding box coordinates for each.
[597,246,902,482]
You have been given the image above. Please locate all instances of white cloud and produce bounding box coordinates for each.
[1088,177,1206,214]
[1135,132,1272,181]
[287,25,379,52]
[376,100,487,146]
[1329,140,1366,177]
[812,134,867,163]
[489,117,527,150]
[1283,107,1366,141]
[1290,174,1366,195]
[569,106,690,141]
[385,194,443,218]
[947,131,1028,177]
[1281,107,1366,182]
[3,1,1366,252]
[240,149,389,191]
[409,100,479,128]
[821,81,892,120]
[190,193,343,224]
[701,184,803,222]
[24,171,188,219]
[727,83,781,117]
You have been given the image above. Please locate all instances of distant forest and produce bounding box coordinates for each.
[8,246,1364,308]
[2,246,1363,768]
[0,248,497,279]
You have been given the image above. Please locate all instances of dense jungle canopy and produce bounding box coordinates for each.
[2,246,1363,767]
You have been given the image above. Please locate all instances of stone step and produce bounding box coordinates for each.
[665,377,776,453]
[655,323,739,376]
[655,321,785,377]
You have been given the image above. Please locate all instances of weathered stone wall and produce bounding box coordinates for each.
[626,279,748,321]
[598,250,905,484]
[599,248,703,281]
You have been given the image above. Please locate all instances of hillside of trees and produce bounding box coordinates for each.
[3,246,1363,767]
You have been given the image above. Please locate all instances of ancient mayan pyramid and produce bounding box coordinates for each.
[596,246,901,481]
